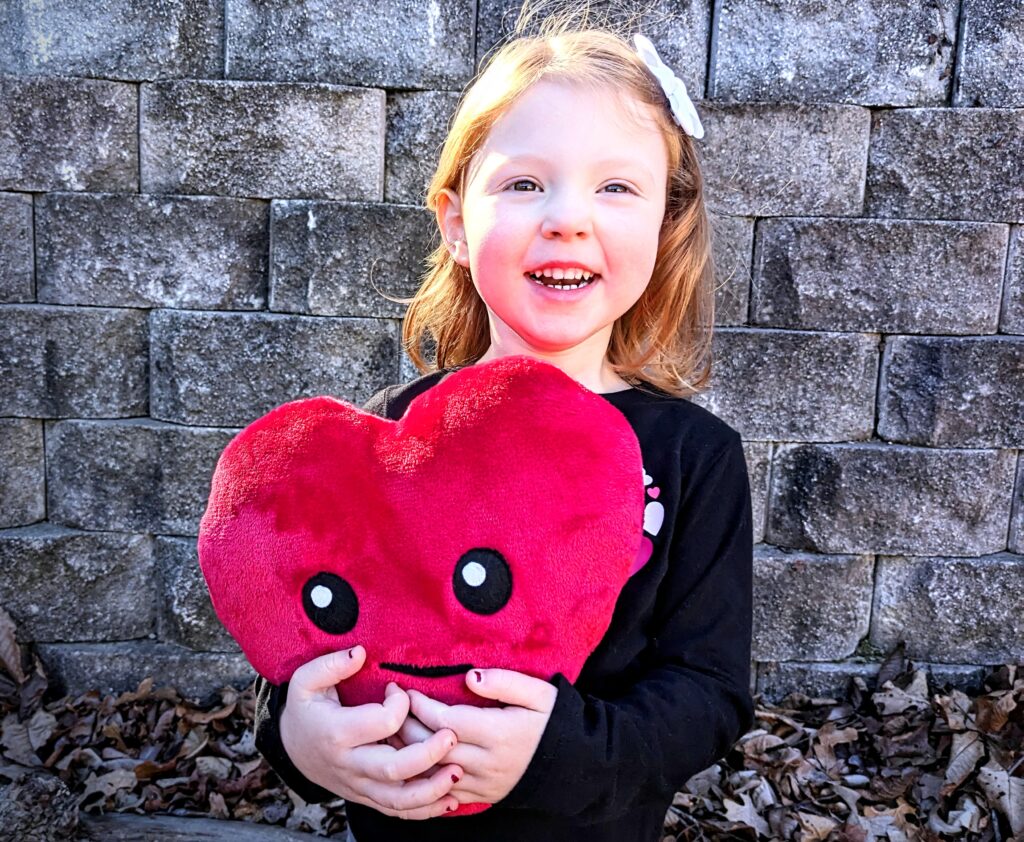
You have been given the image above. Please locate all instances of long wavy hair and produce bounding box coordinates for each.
[389,3,716,398]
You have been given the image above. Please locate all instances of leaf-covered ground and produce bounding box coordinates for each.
[0,606,1021,841]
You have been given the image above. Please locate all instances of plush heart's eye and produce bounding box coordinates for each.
[453,549,512,615]
[302,572,358,634]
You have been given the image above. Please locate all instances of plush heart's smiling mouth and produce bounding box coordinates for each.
[381,662,473,678]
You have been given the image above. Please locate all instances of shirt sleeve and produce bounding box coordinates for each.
[497,432,756,821]
[251,385,395,803]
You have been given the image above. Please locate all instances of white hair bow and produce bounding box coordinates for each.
[632,33,704,140]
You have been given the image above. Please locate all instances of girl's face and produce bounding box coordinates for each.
[439,79,669,364]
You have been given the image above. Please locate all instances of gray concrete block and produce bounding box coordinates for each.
[46,419,236,535]
[0,75,137,192]
[475,0,710,91]
[226,0,475,89]
[712,0,956,106]
[741,441,770,544]
[385,90,461,205]
[767,443,1016,555]
[1002,226,1024,334]
[0,524,154,642]
[878,336,1024,447]
[872,553,1024,663]
[752,218,1007,333]
[955,0,1024,107]
[0,419,44,528]
[709,212,753,326]
[140,80,385,201]
[0,192,33,302]
[702,104,870,217]
[756,660,988,705]
[691,328,878,441]
[36,192,268,310]
[270,200,434,318]
[150,309,399,426]
[155,536,239,652]
[1010,456,1023,554]
[865,108,1024,223]
[752,546,873,661]
[0,0,223,80]
[0,304,148,418]
[37,641,253,700]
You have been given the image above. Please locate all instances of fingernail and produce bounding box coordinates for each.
[474,670,483,683]
[451,774,460,783]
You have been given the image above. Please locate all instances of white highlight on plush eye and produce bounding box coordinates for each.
[311,585,333,608]
[462,562,487,588]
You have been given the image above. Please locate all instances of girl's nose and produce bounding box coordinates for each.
[539,192,593,239]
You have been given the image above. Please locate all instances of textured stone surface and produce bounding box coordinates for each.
[0,76,136,193]
[46,419,236,534]
[752,218,1007,333]
[150,310,399,426]
[475,0,710,90]
[226,0,475,89]
[701,104,869,217]
[385,90,461,204]
[878,337,1024,447]
[692,329,877,441]
[709,213,753,325]
[955,0,1024,107]
[0,192,33,302]
[0,419,44,528]
[872,553,1024,663]
[80,813,315,842]
[756,661,989,705]
[0,305,148,418]
[36,192,268,309]
[270,200,434,318]
[156,537,239,652]
[742,442,770,544]
[712,0,956,106]
[768,443,1016,555]
[1003,226,1024,334]
[865,108,1024,223]
[141,81,385,200]
[37,642,253,699]
[0,524,154,642]
[1011,457,1023,554]
[0,0,222,80]
[752,547,873,661]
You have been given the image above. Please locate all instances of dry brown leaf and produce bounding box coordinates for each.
[0,606,26,684]
[976,759,1024,836]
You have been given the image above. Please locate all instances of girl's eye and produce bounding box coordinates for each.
[505,180,633,194]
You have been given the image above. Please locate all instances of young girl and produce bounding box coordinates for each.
[253,10,754,842]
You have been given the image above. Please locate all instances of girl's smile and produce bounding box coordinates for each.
[436,79,669,386]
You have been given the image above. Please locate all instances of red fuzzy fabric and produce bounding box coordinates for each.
[198,356,644,810]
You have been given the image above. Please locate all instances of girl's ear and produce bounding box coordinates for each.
[436,187,470,268]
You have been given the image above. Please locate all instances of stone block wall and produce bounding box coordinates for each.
[0,0,1021,704]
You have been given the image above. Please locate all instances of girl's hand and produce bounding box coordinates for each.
[279,647,464,819]
[404,669,558,805]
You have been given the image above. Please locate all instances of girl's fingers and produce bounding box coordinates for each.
[359,762,464,815]
[334,690,410,747]
[288,647,365,703]
[398,713,435,744]
[354,726,459,783]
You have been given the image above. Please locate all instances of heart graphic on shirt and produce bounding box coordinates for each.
[198,355,646,816]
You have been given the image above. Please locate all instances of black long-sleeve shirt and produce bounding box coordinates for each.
[254,365,755,842]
